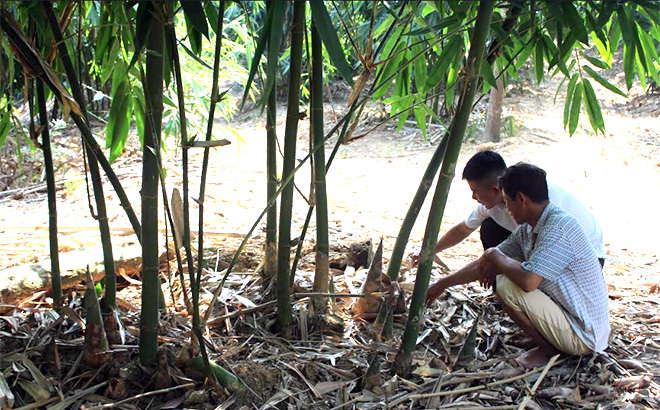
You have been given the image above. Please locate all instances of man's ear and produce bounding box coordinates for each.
[517,192,529,206]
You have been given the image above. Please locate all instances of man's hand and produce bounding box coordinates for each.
[426,280,446,305]
[477,248,504,289]
[409,249,421,268]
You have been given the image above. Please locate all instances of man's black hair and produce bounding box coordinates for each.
[462,150,507,182]
[499,163,549,203]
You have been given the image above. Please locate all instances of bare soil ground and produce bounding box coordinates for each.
[1,67,659,409]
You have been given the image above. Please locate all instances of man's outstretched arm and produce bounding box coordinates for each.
[426,258,482,303]
[480,248,543,292]
[435,222,475,252]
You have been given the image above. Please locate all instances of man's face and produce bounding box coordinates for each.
[503,191,524,224]
[467,179,502,209]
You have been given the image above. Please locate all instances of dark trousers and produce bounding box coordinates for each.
[480,217,512,250]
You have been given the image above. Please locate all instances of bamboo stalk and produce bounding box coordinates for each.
[139,5,165,367]
[203,96,367,325]
[193,0,226,373]
[310,21,329,313]
[276,0,305,330]
[375,132,449,333]
[394,1,495,376]
[42,1,117,311]
[38,2,141,242]
[35,78,61,308]
[264,2,278,295]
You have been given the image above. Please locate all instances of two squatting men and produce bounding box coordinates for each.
[418,151,610,367]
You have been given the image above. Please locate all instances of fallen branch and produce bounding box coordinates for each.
[516,354,560,410]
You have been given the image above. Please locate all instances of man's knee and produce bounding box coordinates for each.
[495,275,526,312]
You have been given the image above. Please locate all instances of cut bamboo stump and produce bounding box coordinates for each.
[0,237,142,310]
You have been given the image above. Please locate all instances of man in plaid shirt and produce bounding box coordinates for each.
[426,163,610,368]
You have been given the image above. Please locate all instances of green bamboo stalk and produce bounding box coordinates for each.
[394,1,495,376]
[193,0,226,370]
[310,21,330,313]
[264,3,278,295]
[276,0,305,330]
[375,132,449,333]
[36,78,62,308]
[39,2,141,243]
[290,100,365,287]
[139,8,165,367]
[42,1,117,310]
[204,96,366,325]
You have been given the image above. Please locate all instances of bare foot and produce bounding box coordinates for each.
[515,347,555,368]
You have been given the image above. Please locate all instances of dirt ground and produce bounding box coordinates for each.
[1,66,659,408]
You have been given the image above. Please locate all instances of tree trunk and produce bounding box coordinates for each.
[140,7,164,368]
[310,21,330,313]
[394,0,495,376]
[277,0,305,331]
[484,67,503,142]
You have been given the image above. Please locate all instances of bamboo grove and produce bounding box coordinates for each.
[1,0,659,391]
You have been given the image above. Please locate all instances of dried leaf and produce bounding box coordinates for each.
[618,359,648,373]
[0,373,15,410]
[614,375,651,390]
[17,380,50,402]
[22,358,53,394]
[537,386,574,400]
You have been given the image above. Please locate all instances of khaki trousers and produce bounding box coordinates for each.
[496,275,590,355]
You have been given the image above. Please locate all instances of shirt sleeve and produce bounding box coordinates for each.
[520,223,575,282]
[464,205,489,230]
[497,227,524,261]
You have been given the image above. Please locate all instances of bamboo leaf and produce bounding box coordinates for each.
[180,1,209,39]
[590,32,612,67]
[569,80,583,136]
[412,42,427,92]
[0,111,10,149]
[110,94,133,163]
[106,80,128,148]
[623,44,636,90]
[373,43,405,100]
[635,51,647,91]
[581,53,610,70]
[128,1,153,70]
[133,91,146,145]
[638,28,660,85]
[582,66,627,97]
[239,3,275,110]
[186,14,203,55]
[310,1,354,85]
[480,60,498,90]
[413,101,427,140]
[258,2,286,107]
[559,2,589,45]
[534,40,544,84]
[424,36,461,91]
[406,14,459,36]
[204,2,219,34]
[582,78,605,134]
